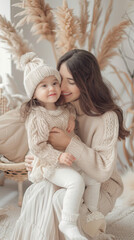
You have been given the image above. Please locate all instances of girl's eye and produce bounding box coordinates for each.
[53,82,58,85]
[42,84,47,87]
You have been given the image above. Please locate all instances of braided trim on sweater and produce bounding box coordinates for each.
[95,111,119,151]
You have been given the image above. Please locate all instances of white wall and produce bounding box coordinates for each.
[0,0,11,78]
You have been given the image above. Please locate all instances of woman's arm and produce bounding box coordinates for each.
[66,111,119,182]
[49,112,119,183]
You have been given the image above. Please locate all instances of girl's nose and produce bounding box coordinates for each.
[49,85,54,90]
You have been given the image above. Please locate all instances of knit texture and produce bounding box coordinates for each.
[66,107,123,213]
[20,52,61,99]
[25,104,76,182]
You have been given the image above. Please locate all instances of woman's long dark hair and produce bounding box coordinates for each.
[57,49,130,140]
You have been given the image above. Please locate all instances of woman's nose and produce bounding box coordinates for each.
[61,80,66,91]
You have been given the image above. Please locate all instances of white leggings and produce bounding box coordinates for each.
[47,167,100,216]
[47,167,85,216]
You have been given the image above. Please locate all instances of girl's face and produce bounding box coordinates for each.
[59,63,80,103]
[33,75,61,107]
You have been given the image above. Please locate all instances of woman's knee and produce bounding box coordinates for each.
[98,190,114,216]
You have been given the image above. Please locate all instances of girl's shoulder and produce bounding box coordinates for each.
[26,106,48,122]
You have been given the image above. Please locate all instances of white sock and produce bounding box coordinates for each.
[59,221,87,240]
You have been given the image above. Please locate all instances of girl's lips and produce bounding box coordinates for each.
[48,93,56,96]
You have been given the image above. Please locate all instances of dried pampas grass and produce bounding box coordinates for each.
[97,20,130,70]
[110,64,131,98]
[53,0,78,56]
[78,0,89,47]
[14,0,56,44]
[97,0,113,51]
[88,0,102,51]
[0,14,31,69]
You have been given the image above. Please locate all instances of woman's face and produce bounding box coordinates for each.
[59,63,80,103]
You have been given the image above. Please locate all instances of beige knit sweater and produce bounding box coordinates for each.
[66,100,123,213]
[25,105,76,182]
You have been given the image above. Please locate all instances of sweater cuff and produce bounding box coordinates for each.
[66,136,84,160]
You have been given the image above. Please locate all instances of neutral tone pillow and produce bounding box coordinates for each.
[0,108,29,163]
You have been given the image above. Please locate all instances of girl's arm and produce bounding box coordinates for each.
[66,103,76,133]
[26,111,75,167]
[26,112,61,166]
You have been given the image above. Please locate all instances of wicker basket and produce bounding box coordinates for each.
[0,89,28,207]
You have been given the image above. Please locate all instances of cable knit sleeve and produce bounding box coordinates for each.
[66,111,119,183]
[26,111,61,166]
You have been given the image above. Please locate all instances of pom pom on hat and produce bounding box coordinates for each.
[20,52,38,70]
[20,52,61,99]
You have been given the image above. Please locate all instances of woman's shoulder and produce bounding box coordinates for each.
[90,111,118,129]
[94,111,119,146]
[100,111,119,132]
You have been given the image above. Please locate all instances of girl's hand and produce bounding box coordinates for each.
[59,153,76,166]
[48,127,71,150]
[67,117,75,133]
[25,155,34,171]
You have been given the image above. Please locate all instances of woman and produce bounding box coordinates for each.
[12,49,129,240]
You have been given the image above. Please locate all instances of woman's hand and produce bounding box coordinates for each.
[48,127,71,151]
[25,155,34,171]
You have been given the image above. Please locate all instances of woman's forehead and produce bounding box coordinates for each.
[59,63,72,78]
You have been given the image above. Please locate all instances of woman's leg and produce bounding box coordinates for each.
[53,181,116,240]
[47,167,87,240]
[11,180,59,240]
[82,172,101,212]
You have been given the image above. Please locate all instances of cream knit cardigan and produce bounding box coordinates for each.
[25,105,76,182]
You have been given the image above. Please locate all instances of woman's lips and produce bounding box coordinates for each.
[61,92,71,96]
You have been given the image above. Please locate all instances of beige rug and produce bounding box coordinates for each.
[0,205,20,240]
[106,204,134,240]
[0,202,134,240]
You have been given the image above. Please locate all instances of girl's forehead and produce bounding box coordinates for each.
[40,76,57,84]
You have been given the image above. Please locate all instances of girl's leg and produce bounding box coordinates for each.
[47,167,87,240]
[81,173,106,238]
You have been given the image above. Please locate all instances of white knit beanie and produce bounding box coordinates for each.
[20,52,61,99]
